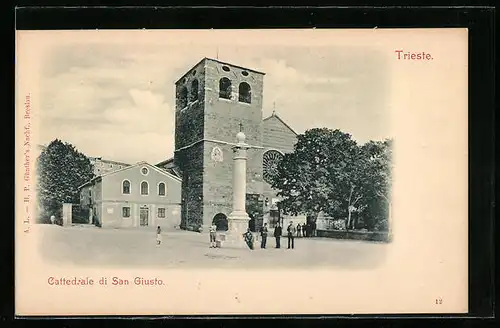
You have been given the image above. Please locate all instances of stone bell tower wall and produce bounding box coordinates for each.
[201,59,265,229]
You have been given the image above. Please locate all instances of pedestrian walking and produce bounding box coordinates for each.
[287,221,296,249]
[156,226,162,245]
[50,215,55,225]
[274,223,282,248]
[209,224,217,248]
[260,223,268,249]
[296,223,301,237]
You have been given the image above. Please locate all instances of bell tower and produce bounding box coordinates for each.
[173,58,265,231]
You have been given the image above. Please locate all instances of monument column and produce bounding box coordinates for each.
[226,130,251,247]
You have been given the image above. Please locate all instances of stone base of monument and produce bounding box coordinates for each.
[224,214,251,249]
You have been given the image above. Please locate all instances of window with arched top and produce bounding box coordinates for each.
[140,181,149,195]
[219,77,232,100]
[158,182,166,196]
[122,180,130,194]
[178,86,188,109]
[238,82,251,104]
[190,79,199,102]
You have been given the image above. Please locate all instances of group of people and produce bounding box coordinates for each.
[185,222,299,250]
[295,221,317,238]
[242,221,301,250]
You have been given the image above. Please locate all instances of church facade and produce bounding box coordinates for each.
[156,58,306,232]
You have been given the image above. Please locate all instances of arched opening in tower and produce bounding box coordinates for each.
[238,82,252,104]
[190,79,199,102]
[219,78,232,100]
[178,86,188,109]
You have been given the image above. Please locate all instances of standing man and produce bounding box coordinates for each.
[274,222,282,248]
[287,221,296,249]
[260,223,268,249]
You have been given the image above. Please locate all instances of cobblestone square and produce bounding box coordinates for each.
[39,225,388,269]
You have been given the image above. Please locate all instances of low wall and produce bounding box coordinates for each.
[316,229,391,242]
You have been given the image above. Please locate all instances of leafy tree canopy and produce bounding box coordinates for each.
[271,128,393,231]
[36,139,94,221]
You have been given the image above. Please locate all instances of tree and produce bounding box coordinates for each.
[358,139,393,231]
[271,128,393,232]
[271,128,363,225]
[36,139,94,223]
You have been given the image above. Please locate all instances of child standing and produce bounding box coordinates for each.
[156,226,162,245]
[209,224,217,248]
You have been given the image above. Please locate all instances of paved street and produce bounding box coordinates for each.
[38,224,388,269]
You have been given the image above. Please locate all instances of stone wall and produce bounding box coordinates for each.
[316,229,391,242]
[203,58,264,196]
[175,143,204,230]
[202,141,233,227]
[261,114,299,222]
[174,60,206,150]
[174,100,205,151]
[263,115,297,154]
[202,59,265,229]
[174,60,207,230]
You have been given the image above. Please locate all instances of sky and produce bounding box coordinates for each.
[38,31,391,165]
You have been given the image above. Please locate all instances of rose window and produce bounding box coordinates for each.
[263,150,284,184]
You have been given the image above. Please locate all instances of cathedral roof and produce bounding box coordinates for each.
[263,111,298,136]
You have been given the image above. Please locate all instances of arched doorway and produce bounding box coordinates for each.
[212,213,228,231]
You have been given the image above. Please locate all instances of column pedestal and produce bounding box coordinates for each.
[226,211,251,248]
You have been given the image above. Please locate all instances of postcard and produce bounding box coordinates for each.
[15,28,468,316]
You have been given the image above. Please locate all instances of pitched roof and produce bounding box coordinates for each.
[89,157,131,167]
[263,112,298,136]
[78,176,102,189]
[156,157,174,167]
[163,167,182,179]
[78,161,181,189]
